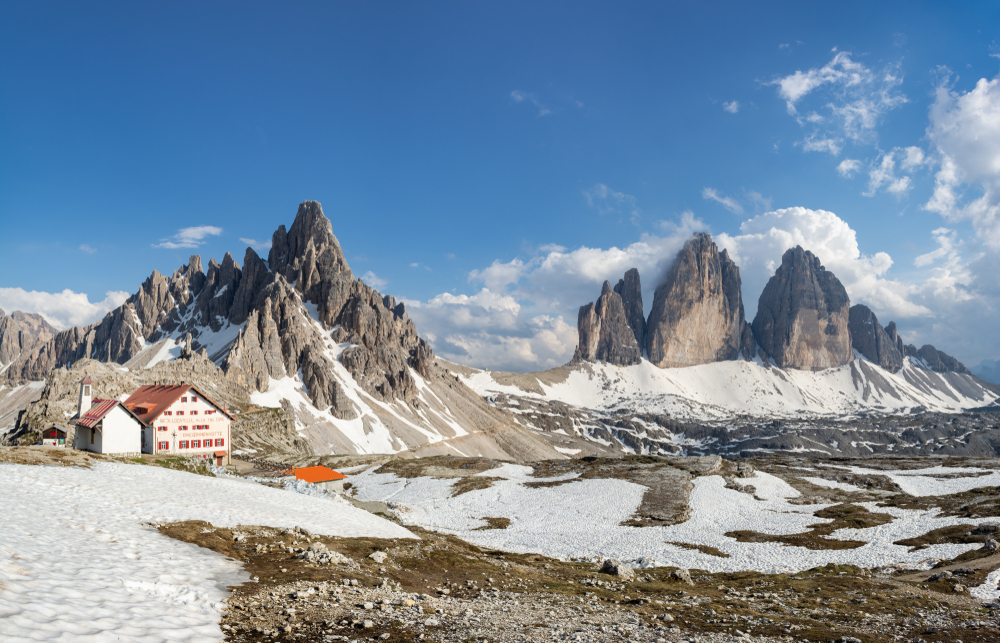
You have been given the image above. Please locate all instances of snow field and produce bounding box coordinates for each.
[348,465,997,575]
[460,358,996,422]
[0,462,412,643]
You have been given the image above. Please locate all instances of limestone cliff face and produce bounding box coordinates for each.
[613,268,646,351]
[646,233,752,368]
[575,281,643,366]
[0,310,55,369]
[752,246,852,371]
[849,304,904,373]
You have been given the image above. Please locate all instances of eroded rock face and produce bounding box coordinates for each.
[0,310,56,368]
[752,246,852,371]
[613,268,646,351]
[575,282,643,366]
[646,233,752,368]
[905,344,972,375]
[849,305,904,373]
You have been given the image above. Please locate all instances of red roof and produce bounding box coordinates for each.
[80,375,93,384]
[214,450,227,457]
[76,399,123,428]
[294,466,347,483]
[122,384,235,423]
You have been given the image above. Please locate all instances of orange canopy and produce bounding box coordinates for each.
[294,465,347,483]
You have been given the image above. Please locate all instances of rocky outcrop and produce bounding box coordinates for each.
[905,344,972,375]
[646,233,752,368]
[752,246,852,371]
[613,269,646,351]
[575,282,643,366]
[848,304,904,373]
[0,309,56,368]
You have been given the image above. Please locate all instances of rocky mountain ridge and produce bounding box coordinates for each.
[0,309,57,374]
[574,235,975,379]
[2,201,559,461]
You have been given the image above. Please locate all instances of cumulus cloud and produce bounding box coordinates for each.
[405,289,577,373]
[240,237,272,252]
[723,100,740,113]
[0,288,130,329]
[407,211,707,371]
[716,206,931,320]
[583,183,640,223]
[864,150,913,197]
[772,50,906,153]
[79,244,96,254]
[702,188,744,215]
[510,90,551,116]
[925,72,1000,248]
[154,226,223,249]
[360,271,387,288]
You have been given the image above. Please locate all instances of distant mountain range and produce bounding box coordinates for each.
[2,201,998,459]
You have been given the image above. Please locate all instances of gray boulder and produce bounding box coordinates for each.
[599,558,635,579]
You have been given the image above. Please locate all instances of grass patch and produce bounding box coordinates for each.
[726,504,893,551]
[474,517,511,530]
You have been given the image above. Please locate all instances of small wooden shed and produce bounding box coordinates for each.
[293,465,348,492]
[42,425,68,447]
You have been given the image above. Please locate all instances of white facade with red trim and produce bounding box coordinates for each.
[141,391,232,465]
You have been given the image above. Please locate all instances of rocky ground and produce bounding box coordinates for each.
[161,515,1000,643]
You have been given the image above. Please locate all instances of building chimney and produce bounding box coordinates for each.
[78,375,93,417]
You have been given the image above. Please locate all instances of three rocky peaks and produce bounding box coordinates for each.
[574,233,969,374]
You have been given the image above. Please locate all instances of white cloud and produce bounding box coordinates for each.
[154,226,223,249]
[360,271,387,288]
[772,50,906,155]
[723,100,740,114]
[801,134,843,155]
[0,288,130,330]
[747,191,773,213]
[702,188,744,215]
[405,289,577,372]
[583,183,640,223]
[914,228,961,267]
[79,244,96,254]
[408,211,707,372]
[240,237,272,252]
[836,159,861,178]
[716,206,931,320]
[510,90,551,117]
[924,72,1000,248]
[900,146,927,171]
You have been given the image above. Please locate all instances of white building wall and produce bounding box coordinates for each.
[151,391,232,464]
[74,406,142,456]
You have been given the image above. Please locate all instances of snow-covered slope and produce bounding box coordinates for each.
[460,357,997,422]
[0,462,411,642]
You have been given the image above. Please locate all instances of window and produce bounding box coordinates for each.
[90,428,94,444]
[191,396,198,402]
[191,410,198,415]
[205,409,215,415]
[179,440,189,449]
[157,426,167,432]
[158,441,169,450]
[176,410,184,415]
[181,397,187,403]
[179,425,188,431]
[165,411,172,416]
[215,438,225,447]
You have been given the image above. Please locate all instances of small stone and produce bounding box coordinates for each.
[424,618,440,626]
[379,635,390,641]
[363,602,375,610]
[834,637,862,643]
[362,620,374,629]
[402,600,415,607]
[369,551,388,564]
[661,613,674,622]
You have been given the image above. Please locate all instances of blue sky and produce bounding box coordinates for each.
[4,1,1000,371]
